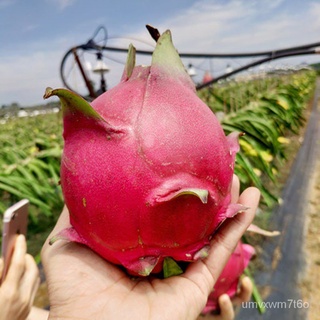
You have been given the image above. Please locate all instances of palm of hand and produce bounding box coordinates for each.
[42,177,260,320]
[45,239,213,320]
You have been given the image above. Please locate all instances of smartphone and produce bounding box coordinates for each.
[1,199,29,284]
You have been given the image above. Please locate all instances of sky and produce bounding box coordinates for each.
[1,0,320,106]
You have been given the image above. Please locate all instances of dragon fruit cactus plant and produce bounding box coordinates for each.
[44,27,245,276]
[203,241,255,313]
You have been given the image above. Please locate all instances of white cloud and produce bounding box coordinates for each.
[0,36,126,106]
[155,0,311,51]
[111,0,319,86]
[46,0,77,10]
[263,0,286,10]
[126,0,290,51]
[1,0,320,106]
[308,1,320,29]
[0,50,63,106]
[110,1,317,76]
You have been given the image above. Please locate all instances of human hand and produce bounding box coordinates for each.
[27,306,49,320]
[199,276,253,320]
[41,176,260,320]
[0,234,40,320]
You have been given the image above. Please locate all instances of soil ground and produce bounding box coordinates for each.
[300,157,320,319]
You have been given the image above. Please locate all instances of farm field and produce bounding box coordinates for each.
[237,78,320,320]
[0,69,318,317]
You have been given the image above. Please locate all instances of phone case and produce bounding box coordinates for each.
[1,199,29,284]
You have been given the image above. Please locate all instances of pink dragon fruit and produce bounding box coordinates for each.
[202,225,279,313]
[44,28,244,276]
[202,241,255,314]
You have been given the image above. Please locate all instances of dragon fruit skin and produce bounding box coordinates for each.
[44,29,243,276]
[203,242,255,314]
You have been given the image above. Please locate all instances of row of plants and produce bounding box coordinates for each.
[198,70,316,206]
[199,70,316,313]
[0,70,316,248]
[0,112,64,240]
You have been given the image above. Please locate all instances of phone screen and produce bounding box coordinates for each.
[1,199,29,284]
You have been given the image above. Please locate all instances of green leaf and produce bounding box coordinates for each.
[244,268,266,314]
[43,87,106,121]
[163,257,184,278]
[124,44,136,79]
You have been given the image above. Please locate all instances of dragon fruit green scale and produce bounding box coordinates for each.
[44,29,243,276]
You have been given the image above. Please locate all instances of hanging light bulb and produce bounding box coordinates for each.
[92,51,110,94]
[93,52,110,74]
[187,63,197,77]
[226,64,233,74]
